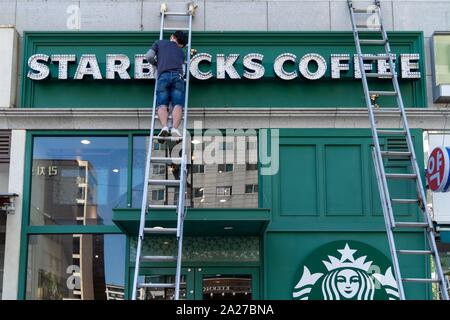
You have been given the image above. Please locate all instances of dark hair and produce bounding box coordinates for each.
[173,30,188,47]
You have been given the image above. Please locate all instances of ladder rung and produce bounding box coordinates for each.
[373,108,401,114]
[359,39,387,45]
[138,283,176,289]
[353,8,378,14]
[356,24,381,30]
[151,157,182,164]
[152,136,183,142]
[361,55,390,60]
[164,12,190,16]
[369,90,397,96]
[391,198,419,204]
[366,72,393,78]
[149,179,180,186]
[163,27,190,31]
[380,151,411,158]
[141,255,177,262]
[148,204,178,210]
[402,278,440,283]
[144,227,177,234]
[377,129,406,135]
[385,173,417,179]
[397,250,433,255]
[394,222,429,228]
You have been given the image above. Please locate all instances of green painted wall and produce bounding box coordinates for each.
[261,129,430,299]
[22,32,426,108]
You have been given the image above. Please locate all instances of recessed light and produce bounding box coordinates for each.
[112,168,119,173]
[220,199,227,203]
[95,255,99,259]
[191,139,201,145]
[81,139,91,145]
[224,226,233,230]
[163,241,169,245]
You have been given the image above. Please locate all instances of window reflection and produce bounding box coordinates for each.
[136,275,187,300]
[203,275,252,300]
[132,133,258,208]
[30,137,128,225]
[26,234,126,300]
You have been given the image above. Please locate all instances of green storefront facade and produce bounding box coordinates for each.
[17,31,432,300]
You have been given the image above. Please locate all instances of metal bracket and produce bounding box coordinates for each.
[0,193,19,215]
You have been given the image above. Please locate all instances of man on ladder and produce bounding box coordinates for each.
[132,2,196,300]
[145,30,188,142]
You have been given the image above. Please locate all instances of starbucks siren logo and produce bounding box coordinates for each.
[292,241,400,300]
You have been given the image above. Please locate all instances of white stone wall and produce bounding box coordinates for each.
[0,26,18,108]
[0,1,449,109]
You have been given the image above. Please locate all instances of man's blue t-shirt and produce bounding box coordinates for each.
[148,39,185,75]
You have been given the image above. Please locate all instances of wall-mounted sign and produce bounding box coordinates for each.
[27,52,421,81]
[22,32,427,108]
[426,146,450,192]
[431,32,450,102]
[292,241,399,300]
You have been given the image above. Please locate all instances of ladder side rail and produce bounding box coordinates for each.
[372,148,406,299]
[174,13,194,301]
[378,6,450,300]
[131,11,166,300]
[348,1,397,228]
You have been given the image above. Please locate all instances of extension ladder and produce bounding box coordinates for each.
[347,0,449,300]
[131,2,197,300]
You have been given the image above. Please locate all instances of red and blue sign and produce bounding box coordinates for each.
[426,146,450,192]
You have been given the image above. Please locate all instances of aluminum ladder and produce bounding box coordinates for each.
[131,2,197,300]
[347,0,449,300]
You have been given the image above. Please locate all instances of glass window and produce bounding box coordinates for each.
[245,184,258,194]
[151,189,165,201]
[191,164,204,174]
[30,137,128,225]
[217,186,232,196]
[133,132,258,209]
[218,164,234,173]
[194,187,204,198]
[26,234,126,300]
[137,275,187,300]
[203,275,252,300]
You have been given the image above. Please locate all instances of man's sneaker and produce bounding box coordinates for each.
[157,127,169,143]
[170,128,182,140]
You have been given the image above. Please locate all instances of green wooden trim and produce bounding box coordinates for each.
[127,134,133,208]
[26,225,122,234]
[17,131,34,299]
[124,235,130,300]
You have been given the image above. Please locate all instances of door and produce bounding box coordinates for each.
[134,267,195,300]
[133,267,259,300]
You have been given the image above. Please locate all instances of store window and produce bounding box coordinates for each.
[132,133,259,208]
[26,234,126,300]
[30,137,128,225]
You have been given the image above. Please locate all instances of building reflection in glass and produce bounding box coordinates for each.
[26,234,126,300]
[30,137,128,226]
[133,133,258,209]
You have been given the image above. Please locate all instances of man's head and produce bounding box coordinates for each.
[171,30,188,48]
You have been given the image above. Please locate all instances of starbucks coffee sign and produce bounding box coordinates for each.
[27,52,421,81]
[292,241,400,300]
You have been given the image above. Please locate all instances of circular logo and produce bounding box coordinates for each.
[292,241,399,300]
[426,147,450,192]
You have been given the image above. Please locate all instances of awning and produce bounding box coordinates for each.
[113,208,270,236]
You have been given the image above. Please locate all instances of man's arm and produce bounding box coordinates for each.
[145,42,158,65]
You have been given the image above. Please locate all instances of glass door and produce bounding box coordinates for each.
[133,268,195,300]
[194,267,259,300]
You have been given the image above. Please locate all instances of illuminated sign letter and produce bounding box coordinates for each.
[274,53,297,80]
[243,53,265,80]
[217,54,241,79]
[27,54,50,80]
